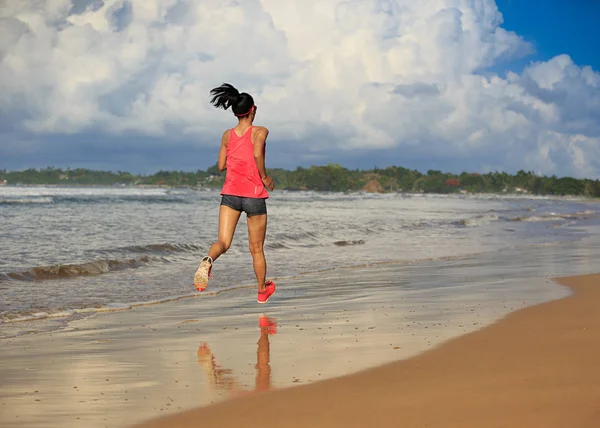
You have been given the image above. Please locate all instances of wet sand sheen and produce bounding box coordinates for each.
[0,249,576,428]
[135,273,600,428]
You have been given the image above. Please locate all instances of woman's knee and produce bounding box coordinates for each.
[219,240,232,252]
[248,242,264,255]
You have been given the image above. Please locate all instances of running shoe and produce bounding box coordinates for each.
[194,256,213,291]
[257,281,276,304]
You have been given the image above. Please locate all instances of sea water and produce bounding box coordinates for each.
[1,185,599,338]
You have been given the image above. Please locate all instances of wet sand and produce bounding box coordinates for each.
[135,273,600,428]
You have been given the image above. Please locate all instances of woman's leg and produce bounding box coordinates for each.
[208,204,242,262]
[247,213,268,292]
[194,204,241,291]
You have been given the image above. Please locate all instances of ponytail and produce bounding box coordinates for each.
[209,83,254,117]
[209,83,240,110]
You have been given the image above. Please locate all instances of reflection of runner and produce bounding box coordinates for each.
[256,315,276,392]
[196,315,277,397]
[197,343,240,390]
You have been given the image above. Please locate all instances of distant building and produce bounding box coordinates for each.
[0,180,7,186]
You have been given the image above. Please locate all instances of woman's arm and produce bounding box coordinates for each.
[218,130,229,171]
[253,127,274,190]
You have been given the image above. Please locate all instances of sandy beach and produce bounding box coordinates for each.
[135,273,600,428]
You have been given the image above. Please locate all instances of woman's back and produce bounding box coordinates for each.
[222,126,269,198]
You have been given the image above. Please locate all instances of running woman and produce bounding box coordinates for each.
[194,83,276,304]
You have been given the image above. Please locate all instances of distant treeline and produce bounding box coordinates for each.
[1,164,600,197]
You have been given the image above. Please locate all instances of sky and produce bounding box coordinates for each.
[1,0,599,178]
[495,0,600,71]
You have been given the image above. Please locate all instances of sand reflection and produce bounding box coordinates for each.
[197,314,277,397]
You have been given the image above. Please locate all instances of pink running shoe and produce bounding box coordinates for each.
[194,256,213,291]
[257,281,276,304]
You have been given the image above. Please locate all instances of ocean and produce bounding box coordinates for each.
[1,185,598,339]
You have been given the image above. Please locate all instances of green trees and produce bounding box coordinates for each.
[583,180,600,197]
[1,165,598,197]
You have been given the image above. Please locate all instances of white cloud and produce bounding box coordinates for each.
[0,0,599,177]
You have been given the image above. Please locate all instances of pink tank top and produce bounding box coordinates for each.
[221,126,269,199]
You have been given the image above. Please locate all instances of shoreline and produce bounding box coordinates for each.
[0,240,571,336]
[135,273,600,428]
[2,183,598,200]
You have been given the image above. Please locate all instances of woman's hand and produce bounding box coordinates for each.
[262,175,274,191]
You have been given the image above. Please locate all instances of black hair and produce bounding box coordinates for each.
[209,83,254,117]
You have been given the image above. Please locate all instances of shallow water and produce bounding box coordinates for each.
[1,186,598,337]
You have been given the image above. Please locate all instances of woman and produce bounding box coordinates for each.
[194,83,276,304]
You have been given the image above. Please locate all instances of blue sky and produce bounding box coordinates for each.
[1,0,599,178]
[496,0,600,70]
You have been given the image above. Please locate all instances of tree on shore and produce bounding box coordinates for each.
[1,164,599,197]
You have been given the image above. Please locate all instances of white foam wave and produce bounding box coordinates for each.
[523,215,563,222]
[0,292,201,324]
[0,186,170,199]
[507,215,563,222]
[461,214,500,227]
[0,197,54,204]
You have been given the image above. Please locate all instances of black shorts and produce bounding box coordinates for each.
[221,195,267,217]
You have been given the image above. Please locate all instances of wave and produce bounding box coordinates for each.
[0,243,207,282]
[0,187,194,205]
[114,243,204,254]
[266,242,289,249]
[0,195,190,206]
[1,256,157,281]
[507,214,573,222]
[560,210,598,219]
[268,231,321,247]
[334,240,366,246]
[456,214,500,227]
[265,239,366,250]
[272,231,320,240]
[0,197,54,205]
[51,195,193,205]
[449,210,597,228]
[0,236,330,282]
[0,284,254,328]
[0,297,190,325]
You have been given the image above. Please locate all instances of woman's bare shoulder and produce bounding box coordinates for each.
[221,129,231,145]
[253,125,269,134]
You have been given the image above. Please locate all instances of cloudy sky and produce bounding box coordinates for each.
[1,0,599,178]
